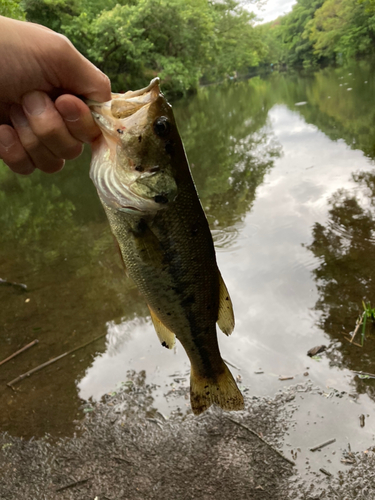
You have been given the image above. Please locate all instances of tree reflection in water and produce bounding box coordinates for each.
[0,77,283,437]
[174,78,282,246]
[307,169,375,399]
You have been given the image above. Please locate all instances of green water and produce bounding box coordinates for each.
[1,61,375,476]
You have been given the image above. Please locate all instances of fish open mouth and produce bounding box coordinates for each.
[111,78,161,119]
[87,78,161,132]
[88,78,177,214]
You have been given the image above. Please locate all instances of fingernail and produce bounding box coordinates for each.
[10,105,29,127]
[0,128,16,150]
[58,101,80,122]
[23,91,46,116]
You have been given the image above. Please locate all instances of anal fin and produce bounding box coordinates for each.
[217,271,235,336]
[149,306,176,349]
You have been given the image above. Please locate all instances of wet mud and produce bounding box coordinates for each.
[1,379,374,500]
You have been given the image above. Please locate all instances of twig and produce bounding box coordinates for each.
[353,370,375,379]
[146,418,163,429]
[7,353,69,387]
[226,416,295,466]
[0,278,27,292]
[0,339,39,367]
[111,456,132,465]
[350,313,363,344]
[55,477,92,492]
[278,376,294,381]
[319,467,332,477]
[309,438,336,452]
[223,358,241,371]
[343,337,363,347]
[7,333,106,387]
[328,485,340,497]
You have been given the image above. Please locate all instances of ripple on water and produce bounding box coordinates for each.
[212,228,240,249]
[212,223,259,251]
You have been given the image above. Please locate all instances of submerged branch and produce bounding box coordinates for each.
[7,333,106,388]
[350,313,364,344]
[0,339,39,368]
[353,370,375,379]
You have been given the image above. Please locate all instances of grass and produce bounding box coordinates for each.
[347,301,375,347]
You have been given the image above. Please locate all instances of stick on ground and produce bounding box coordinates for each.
[319,467,332,477]
[7,333,106,388]
[226,416,296,466]
[0,339,39,368]
[55,477,92,492]
[309,438,336,452]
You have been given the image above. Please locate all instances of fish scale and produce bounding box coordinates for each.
[88,78,244,415]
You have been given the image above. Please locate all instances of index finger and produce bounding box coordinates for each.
[55,94,101,144]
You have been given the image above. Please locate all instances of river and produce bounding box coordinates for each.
[1,59,375,478]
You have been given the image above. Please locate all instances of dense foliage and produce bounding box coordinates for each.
[259,0,375,69]
[3,0,375,94]
[0,0,25,19]
[4,0,265,94]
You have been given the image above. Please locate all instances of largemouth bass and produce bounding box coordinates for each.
[88,78,244,415]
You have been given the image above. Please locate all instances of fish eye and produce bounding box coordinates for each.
[153,116,170,137]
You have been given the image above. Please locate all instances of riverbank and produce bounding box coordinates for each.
[1,380,374,500]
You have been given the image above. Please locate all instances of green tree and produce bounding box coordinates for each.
[21,0,80,31]
[255,20,289,68]
[19,0,265,95]
[306,0,375,62]
[207,0,265,81]
[279,0,324,68]
[0,0,25,19]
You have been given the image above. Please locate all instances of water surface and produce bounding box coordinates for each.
[1,60,375,479]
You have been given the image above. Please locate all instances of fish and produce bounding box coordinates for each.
[88,78,244,415]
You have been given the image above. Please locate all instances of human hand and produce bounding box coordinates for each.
[0,16,111,175]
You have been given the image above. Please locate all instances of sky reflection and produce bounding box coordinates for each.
[79,103,374,411]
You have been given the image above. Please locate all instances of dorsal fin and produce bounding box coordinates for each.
[217,272,235,336]
[148,306,176,349]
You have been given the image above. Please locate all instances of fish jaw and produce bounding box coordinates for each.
[88,78,178,214]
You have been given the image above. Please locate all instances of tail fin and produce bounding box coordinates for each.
[190,362,244,415]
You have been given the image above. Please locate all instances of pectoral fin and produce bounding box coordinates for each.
[113,238,128,274]
[217,272,235,336]
[131,218,164,268]
[149,307,176,349]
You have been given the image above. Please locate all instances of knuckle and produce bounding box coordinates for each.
[54,33,74,52]
[0,143,30,168]
[22,136,40,153]
[39,124,61,142]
